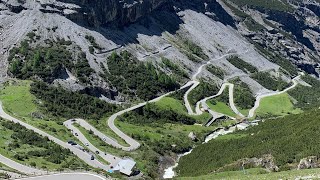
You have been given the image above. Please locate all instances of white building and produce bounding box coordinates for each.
[113,158,136,176]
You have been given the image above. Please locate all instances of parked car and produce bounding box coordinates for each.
[91,155,94,160]
[85,143,89,146]
[75,133,78,136]
[71,119,76,122]
[95,151,100,154]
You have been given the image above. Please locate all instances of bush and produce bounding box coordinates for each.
[162,57,188,79]
[105,51,180,100]
[188,81,219,107]
[8,40,94,84]
[227,56,258,73]
[30,81,117,119]
[206,65,225,79]
[251,41,297,76]
[85,35,102,50]
[288,75,320,109]
[251,72,290,91]
[231,78,255,109]
[1,119,77,167]
[184,40,209,61]
[120,103,196,125]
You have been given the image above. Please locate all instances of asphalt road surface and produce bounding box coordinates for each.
[17,173,107,180]
[0,102,108,171]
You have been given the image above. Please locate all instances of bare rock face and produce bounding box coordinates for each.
[224,154,279,172]
[298,156,320,170]
[55,0,170,27]
[188,132,197,141]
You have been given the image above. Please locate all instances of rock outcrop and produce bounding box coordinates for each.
[221,154,279,172]
[298,156,320,170]
[55,0,170,27]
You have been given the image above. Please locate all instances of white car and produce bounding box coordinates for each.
[85,143,89,146]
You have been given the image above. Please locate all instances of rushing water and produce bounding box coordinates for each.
[162,122,251,179]
[163,150,193,179]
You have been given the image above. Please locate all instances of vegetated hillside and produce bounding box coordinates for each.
[251,71,290,91]
[2,0,320,100]
[0,118,88,170]
[177,109,320,177]
[115,96,215,178]
[188,81,219,108]
[8,39,94,84]
[288,75,320,109]
[230,78,255,110]
[103,51,180,101]
[30,81,117,119]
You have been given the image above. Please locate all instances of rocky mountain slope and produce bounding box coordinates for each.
[0,0,319,103]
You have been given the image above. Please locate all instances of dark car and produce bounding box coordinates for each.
[91,155,95,160]
[75,133,78,136]
[67,140,77,146]
[95,151,100,154]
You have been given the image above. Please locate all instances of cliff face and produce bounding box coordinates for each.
[56,0,170,27]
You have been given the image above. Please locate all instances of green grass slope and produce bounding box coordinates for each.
[155,97,211,124]
[177,168,320,180]
[207,101,237,117]
[256,93,302,118]
[177,109,320,177]
[0,80,74,142]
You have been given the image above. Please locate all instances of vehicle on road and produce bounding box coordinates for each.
[95,151,100,154]
[85,143,89,146]
[67,140,77,146]
[91,155,94,160]
[75,133,78,136]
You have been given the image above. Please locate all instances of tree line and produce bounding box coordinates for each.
[8,38,94,84]
[30,81,117,120]
[104,51,180,101]
[251,71,290,91]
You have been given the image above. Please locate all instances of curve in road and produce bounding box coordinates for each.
[195,83,243,118]
[247,75,301,119]
[227,83,245,117]
[0,102,109,171]
[0,79,194,175]
[0,153,43,176]
[184,50,250,116]
[64,119,122,167]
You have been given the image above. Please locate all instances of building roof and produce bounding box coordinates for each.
[113,158,136,176]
